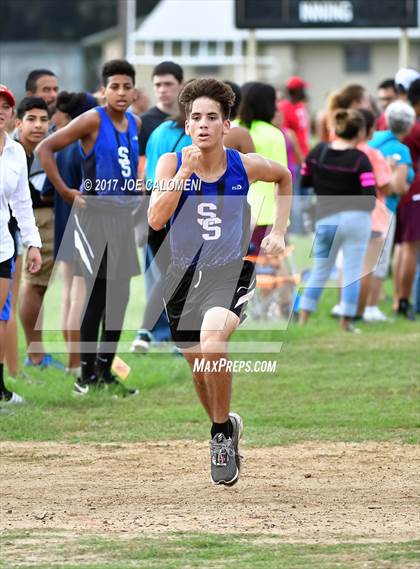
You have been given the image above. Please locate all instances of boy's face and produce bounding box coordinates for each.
[377,87,397,111]
[185,97,230,149]
[103,75,135,112]
[0,95,13,131]
[153,74,181,107]
[17,108,49,144]
[30,75,59,110]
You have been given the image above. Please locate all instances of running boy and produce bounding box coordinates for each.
[149,79,292,486]
[39,59,141,395]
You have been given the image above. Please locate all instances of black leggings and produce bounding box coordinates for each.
[80,277,130,381]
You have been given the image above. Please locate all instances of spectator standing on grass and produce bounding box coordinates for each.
[131,61,184,353]
[0,85,42,403]
[14,69,60,369]
[368,100,415,320]
[39,59,141,397]
[238,82,287,252]
[42,91,97,376]
[15,97,64,369]
[355,109,393,321]
[298,109,376,332]
[394,79,420,320]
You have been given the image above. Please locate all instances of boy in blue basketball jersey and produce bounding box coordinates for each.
[149,79,292,485]
[39,60,141,396]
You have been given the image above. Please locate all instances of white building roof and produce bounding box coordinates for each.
[134,0,420,42]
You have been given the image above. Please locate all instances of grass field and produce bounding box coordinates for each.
[1,250,419,567]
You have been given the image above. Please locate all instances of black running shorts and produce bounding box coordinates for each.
[163,259,256,348]
[0,257,13,279]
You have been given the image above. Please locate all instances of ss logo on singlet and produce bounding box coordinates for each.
[118,146,131,178]
[197,203,221,241]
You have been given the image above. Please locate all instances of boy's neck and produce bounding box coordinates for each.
[196,144,226,173]
[105,104,127,123]
[18,134,36,155]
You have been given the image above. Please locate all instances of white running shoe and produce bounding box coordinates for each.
[0,391,24,404]
[363,306,388,322]
[330,303,343,318]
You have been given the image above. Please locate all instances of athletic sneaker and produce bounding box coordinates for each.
[0,390,24,404]
[130,330,154,354]
[72,375,98,396]
[209,412,243,486]
[363,306,388,322]
[330,303,342,318]
[396,299,416,321]
[99,371,139,397]
[24,354,65,370]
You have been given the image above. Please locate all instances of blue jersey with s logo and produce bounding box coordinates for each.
[79,106,139,209]
[170,148,250,268]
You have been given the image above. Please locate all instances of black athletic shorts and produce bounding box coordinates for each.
[73,203,140,280]
[0,257,13,279]
[163,259,256,348]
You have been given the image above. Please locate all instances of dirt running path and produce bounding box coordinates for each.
[1,441,418,543]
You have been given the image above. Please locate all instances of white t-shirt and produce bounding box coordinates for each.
[0,133,42,263]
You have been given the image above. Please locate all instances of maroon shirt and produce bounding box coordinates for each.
[401,120,420,206]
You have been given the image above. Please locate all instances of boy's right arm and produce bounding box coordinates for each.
[38,111,100,206]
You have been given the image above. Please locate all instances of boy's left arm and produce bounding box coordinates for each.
[242,153,292,255]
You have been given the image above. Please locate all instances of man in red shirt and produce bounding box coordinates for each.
[395,79,420,319]
[277,76,311,158]
[376,78,398,131]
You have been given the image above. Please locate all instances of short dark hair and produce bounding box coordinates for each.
[238,82,276,128]
[152,61,183,83]
[56,91,97,119]
[358,108,375,133]
[333,108,365,140]
[378,78,397,92]
[102,59,135,86]
[17,96,49,119]
[223,81,241,120]
[25,69,56,93]
[408,78,420,108]
[179,78,235,120]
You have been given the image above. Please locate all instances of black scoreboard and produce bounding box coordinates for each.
[235,0,419,28]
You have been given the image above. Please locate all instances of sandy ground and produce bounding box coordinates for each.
[1,440,419,544]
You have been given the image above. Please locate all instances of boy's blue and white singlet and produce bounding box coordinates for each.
[79,107,140,209]
[170,148,250,268]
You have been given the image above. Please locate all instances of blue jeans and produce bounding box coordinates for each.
[300,211,371,317]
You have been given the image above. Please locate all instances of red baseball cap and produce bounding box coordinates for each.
[286,76,309,90]
[0,84,16,107]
